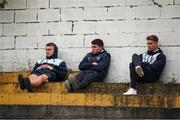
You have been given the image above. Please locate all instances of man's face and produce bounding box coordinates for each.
[147,40,158,52]
[45,46,54,57]
[91,44,103,54]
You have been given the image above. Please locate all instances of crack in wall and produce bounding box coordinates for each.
[150,0,162,7]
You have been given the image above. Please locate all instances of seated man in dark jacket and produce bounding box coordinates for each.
[18,42,67,92]
[65,39,111,92]
[123,35,166,95]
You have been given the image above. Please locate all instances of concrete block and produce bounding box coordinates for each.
[73,21,97,34]
[27,0,49,8]
[84,33,139,47]
[163,47,180,61]
[27,23,50,35]
[51,0,125,8]
[134,32,160,45]
[38,9,60,22]
[36,36,60,49]
[161,5,180,18]
[5,0,26,9]
[49,22,72,35]
[95,21,120,34]
[154,0,173,5]
[173,19,180,31]
[125,0,153,6]
[0,49,44,72]
[134,6,160,19]
[50,0,93,8]
[175,0,180,4]
[95,0,125,7]
[96,20,135,34]
[0,11,14,23]
[97,20,165,34]
[134,20,172,32]
[105,47,146,82]
[0,37,14,49]
[50,0,125,8]
[57,35,84,48]
[35,35,83,49]
[159,32,180,46]
[105,62,129,83]
[15,36,38,49]
[0,24,2,36]
[61,8,84,21]
[0,49,45,72]
[3,23,26,36]
[84,7,108,20]
[59,48,89,69]
[15,10,38,23]
[107,7,134,19]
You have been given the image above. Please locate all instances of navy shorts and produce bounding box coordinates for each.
[31,69,56,82]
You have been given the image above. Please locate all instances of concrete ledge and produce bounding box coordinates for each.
[0,105,179,119]
[0,82,180,96]
[0,71,31,83]
[0,93,179,108]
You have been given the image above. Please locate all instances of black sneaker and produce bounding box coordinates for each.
[24,78,33,92]
[18,74,25,90]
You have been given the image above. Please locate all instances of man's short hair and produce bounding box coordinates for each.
[46,42,56,47]
[91,39,104,47]
[146,35,158,42]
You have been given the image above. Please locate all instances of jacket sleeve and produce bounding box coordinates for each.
[89,54,111,72]
[52,61,67,79]
[145,54,166,72]
[79,55,92,71]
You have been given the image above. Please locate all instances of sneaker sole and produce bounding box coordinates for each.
[135,66,144,77]
[68,77,79,90]
[64,80,71,91]
[123,94,137,95]
[123,93,137,95]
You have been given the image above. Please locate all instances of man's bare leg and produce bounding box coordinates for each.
[29,74,48,87]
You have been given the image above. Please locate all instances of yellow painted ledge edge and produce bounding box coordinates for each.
[0,93,113,107]
[0,93,179,108]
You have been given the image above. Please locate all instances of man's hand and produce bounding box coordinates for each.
[37,64,53,70]
[92,62,98,66]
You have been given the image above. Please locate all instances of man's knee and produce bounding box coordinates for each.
[39,74,49,82]
[29,74,38,80]
[132,53,138,59]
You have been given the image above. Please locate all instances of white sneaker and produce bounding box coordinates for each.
[123,88,137,95]
[135,65,144,77]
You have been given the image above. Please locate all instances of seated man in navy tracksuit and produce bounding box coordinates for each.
[123,35,166,95]
[64,39,111,91]
[18,42,67,92]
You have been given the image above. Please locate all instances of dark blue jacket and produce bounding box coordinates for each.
[140,48,166,78]
[79,50,111,79]
[32,43,67,80]
[32,60,67,80]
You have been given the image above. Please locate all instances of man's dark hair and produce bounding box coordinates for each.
[146,35,158,42]
[46,42,56,47]
[91,39,104,47]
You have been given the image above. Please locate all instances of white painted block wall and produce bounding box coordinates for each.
[0,0,180,83]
